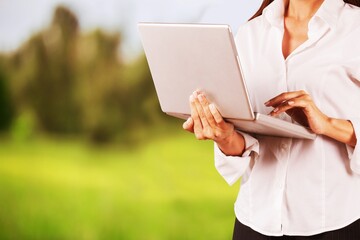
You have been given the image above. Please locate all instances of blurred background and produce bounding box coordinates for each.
[0,0,260,239]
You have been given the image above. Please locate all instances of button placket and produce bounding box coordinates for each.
[277,139,292,233]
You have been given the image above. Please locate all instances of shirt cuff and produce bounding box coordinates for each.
[346,118,360,174]
[214,131,259,185]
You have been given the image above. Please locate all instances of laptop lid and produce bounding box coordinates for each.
[138,23,255,120]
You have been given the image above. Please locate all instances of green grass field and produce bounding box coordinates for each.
[0,132,240,239]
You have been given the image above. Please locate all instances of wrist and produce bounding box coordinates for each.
[320,116,333,136]
[321,117,357,147]
[216,130,245,156]
[216,129,236,146]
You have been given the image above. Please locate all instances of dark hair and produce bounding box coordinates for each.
[249,0,360,21]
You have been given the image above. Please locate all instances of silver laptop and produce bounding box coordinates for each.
[138,23,316,140]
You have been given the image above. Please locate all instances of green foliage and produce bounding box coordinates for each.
[0,65,13,131]
[1,6,169,144]
[10,111,36,142]
[0,134,239,239]
[0,5,235,240]
[6,6,82,134]
[76,29,124,142]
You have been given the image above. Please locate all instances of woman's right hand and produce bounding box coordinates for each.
[182,91,244,153]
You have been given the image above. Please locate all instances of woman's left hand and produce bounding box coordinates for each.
[265,90,330,135]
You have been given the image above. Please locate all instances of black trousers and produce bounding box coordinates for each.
[233,218,360,240]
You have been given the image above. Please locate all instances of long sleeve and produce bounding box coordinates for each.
[214,131,259,185]
[215,0,360,235]
[346,118,360,174]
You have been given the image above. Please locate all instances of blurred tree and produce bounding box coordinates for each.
[0,63,13,131]
[8,6,81,133]
[1,5,174,144]
[123,55,164,126]
[33,6,81,133]
[77,29,125,142]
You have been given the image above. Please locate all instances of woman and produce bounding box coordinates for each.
[183,0,360,239]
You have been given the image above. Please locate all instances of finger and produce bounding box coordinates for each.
[197,93,217,127]
[190,94,204,139]
[265,90,308,107]
[193,93,211,130]
[269,97,310,116]
[190,94,201,125]
[209,103,226,127]
[183,117,194,133]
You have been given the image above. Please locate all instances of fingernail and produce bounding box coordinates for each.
[288,101,294,105]
[198,94,204,102]
[190,95,195,102]
[193,91,199,97]
[209,103,216,112]
[273,107,279,113]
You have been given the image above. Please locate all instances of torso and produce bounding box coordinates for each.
[231,0,360,235]
[282,16,309,59]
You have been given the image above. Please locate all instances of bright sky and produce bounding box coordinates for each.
[0,0,261,59]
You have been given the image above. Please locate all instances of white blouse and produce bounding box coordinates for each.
[214,0,360,236]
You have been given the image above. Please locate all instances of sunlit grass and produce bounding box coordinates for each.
[0,132,240,239]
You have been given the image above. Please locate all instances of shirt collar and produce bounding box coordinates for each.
[263,0,285,29]
[314,0,344,29]
[263,0,345,30]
